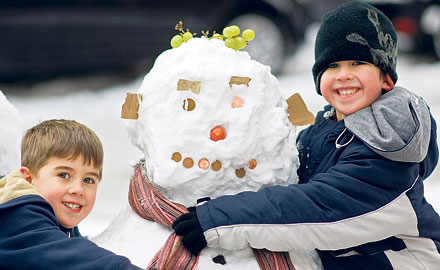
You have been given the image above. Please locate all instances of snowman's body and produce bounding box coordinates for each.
[93,37,322,269]
[93,205,263,269]
[93,204,322,269]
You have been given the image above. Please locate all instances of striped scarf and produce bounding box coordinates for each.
[128,162,296,270]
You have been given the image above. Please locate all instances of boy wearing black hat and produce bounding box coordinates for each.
[172,1,440,268]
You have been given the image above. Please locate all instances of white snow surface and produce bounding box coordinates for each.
[2,24,439,270]
[0,90,22,176]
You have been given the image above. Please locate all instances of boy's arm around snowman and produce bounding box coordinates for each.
[174,87,440,255]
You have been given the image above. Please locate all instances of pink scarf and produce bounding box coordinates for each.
[128,163,295,270]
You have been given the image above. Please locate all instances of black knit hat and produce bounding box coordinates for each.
[312,0,398,95]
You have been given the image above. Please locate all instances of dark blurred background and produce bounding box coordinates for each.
[0,0,439,86]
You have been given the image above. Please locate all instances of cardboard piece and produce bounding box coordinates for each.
[286,93,315,126]
[229,76,251,87]
[121,93,143,120]
[177,79,201,94]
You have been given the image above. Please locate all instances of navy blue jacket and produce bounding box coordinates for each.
[0,171,142,270]
[197,88,440,269]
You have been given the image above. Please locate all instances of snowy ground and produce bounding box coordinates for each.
[3,25,440,239]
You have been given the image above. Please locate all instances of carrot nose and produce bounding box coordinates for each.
[210,126,226,141]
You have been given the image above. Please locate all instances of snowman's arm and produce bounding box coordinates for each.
[196,144,418,252]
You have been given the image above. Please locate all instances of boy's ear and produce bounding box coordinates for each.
[19,167,33,184]
[382,73,394,91]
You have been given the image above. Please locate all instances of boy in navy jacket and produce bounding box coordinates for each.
[0,119,142,270]
[172,1,440,269]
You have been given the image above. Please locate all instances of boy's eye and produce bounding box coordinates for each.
[83,178,96,184]
[328,63,338,69]
[353,61,366,66]
[59,173,70,179]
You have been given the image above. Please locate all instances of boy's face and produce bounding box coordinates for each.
[23,156,100,228]
[320,60,392,120]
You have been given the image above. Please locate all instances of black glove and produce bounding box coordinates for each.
[172,207,207,255]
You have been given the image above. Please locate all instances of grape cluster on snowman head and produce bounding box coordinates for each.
[170,21,255,51]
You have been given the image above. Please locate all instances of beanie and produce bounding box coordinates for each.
[312,0,398,95]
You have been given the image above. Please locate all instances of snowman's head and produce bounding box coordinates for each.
[126,37,298,206]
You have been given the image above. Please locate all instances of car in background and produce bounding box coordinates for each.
[0,0,309,84]
[365,0,440,60]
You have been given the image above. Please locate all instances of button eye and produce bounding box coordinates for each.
[183,98,196,111]
[231,96,244,108]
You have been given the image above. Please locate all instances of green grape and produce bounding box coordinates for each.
[170,35,183,48]
[224,38,236,49]
[212,33,223,40]
[223,27,234,39]
[183,31,193,42]
[230,25,240,37]
[242,29,255,41]
[235,36,246,50]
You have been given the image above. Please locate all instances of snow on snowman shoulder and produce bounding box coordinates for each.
[0,90,22,177]
[92,24,321,270]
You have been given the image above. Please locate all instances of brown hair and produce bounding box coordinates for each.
[21,119,104,179]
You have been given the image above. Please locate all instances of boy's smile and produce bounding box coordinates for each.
[21,156,100,229]
[337,88,358,96]
[320,60,393,120]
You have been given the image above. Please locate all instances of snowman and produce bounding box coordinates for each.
[92,26,322,269]
[0,91,22,177]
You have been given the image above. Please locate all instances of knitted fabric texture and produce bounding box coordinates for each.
[312,0,398,95]
[253,249,296,270]
[128,161,296,270]
[129,164,198,270]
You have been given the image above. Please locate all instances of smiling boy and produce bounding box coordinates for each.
[320,60,394,120]
[172,1,440,269]
[20,156,99,231]
[0,119,142,269]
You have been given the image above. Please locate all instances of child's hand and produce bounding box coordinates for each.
[172,207,207,255]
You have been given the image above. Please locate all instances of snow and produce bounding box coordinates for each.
[2,24,440,269]
[0,91,22,176]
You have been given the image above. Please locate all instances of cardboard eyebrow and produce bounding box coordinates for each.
[177,79,201,94]
[229,76,251,87]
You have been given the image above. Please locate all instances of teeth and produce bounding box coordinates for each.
[63,202,80,210]
[338,89,357,96]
